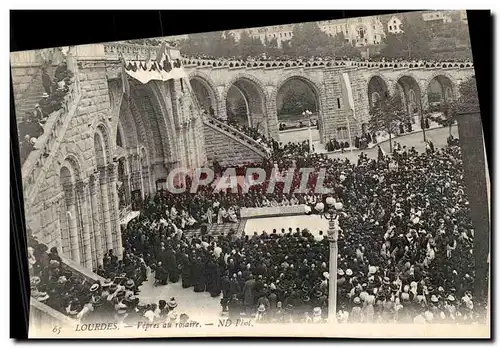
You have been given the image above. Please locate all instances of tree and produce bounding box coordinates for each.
[380,13,432,60]
[450,76,480,118]
[238,30,255,57]
[215,31,238,57]
[266,37,281,57]
[289,22,334,57]
[368,93,406,153]
[438,101,455,136]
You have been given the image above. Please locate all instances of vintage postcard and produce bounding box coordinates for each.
[11,10,490,338]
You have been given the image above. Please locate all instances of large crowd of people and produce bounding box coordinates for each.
[18,63,74,164]
[25,48,482,326]
[181,54,473,69]
[29,132,485,325]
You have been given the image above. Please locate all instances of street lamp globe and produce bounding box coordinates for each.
[325,196,336,206]
[315,202,325,212]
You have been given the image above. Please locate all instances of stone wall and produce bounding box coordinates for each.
[204,122,266,167]
[25,51,121,270]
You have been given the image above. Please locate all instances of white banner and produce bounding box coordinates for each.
[124,60,187,84]
[341,72,356,111]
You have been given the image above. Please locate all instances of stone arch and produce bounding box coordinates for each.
[58,154,83,261]
[91,115,114,164]
[222,73,268,132]
[271,74,324,142]
[189,71,221,116]
[270,73,325,142]
[94,128,110,168]
[130,80,174,164]
[424,72,458,104]
[116,156,131,208]
[392,74,423,120]
[366,74,390,110]
[116,97,140,149]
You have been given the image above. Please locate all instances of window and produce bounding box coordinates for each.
[373,25,376,29]
[337,98,341,109]
[180,78,184,92]
[389,25,392,30]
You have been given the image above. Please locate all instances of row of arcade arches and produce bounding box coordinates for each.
[190,73,457,140]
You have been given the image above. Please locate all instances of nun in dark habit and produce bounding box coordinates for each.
[192,257,206,293]
[205,256,222,297]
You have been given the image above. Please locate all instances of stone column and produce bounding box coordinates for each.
[76,178,93,269]
[108,162,123,260]
[89,171,104,266]
[99,166,113,253]
[190,122,198,167]
[148,164,156,195]
[63,183,81,264]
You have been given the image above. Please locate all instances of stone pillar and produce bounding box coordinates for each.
[150,164,156,194]
[63,183,81,264]
[99,166,113,253]
[89,171,104,266]
[108,162,123,260]
[76,178,93,269]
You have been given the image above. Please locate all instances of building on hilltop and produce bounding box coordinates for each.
[387,15,404,34]
[228,16,386,48]
[422,11,453,24]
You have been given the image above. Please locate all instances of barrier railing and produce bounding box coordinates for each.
[22,80,81,205]
[182,58,474,70]
[205,117,271,158]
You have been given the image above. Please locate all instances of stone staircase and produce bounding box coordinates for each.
[14,66,54,124]
[203,117,271,166]
[206,220,247,236]
[29,253,106,333]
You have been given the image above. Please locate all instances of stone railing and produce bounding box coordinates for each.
[22,80,81,205]
[182,58,474,70]
[29,298,78,334]
[205,117,271,158]
[103,42,180,61]
[240,204,308,219]
[29,242,106,333]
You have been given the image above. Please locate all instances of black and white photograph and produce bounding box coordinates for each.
[10,9,491,339]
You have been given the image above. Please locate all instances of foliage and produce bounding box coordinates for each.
[288,23,335,57]
[279,86,316,115]
[450,76,480,115]
[380,12,432,59]
[369,93,406,135]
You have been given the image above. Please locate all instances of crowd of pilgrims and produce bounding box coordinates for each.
[18,63,74,164]
[181,54,473,69]
[29,133,485,324]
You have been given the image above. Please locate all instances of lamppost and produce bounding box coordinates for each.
[317,197,343,324]
[302,109,313,152]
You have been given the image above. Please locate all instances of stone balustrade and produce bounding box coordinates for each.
[22,80,81,201]
[182,57,474,70]
[205,117,271,157]
[29,298,78,334]
[103,42,181,61]
[240,204,308,219]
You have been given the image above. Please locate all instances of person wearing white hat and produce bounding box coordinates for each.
[350,297,362,323]
[312,307,324,323]
[255,304,267,322]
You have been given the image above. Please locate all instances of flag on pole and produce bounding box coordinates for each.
[156,42,166,64]
[341,72,356,112]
